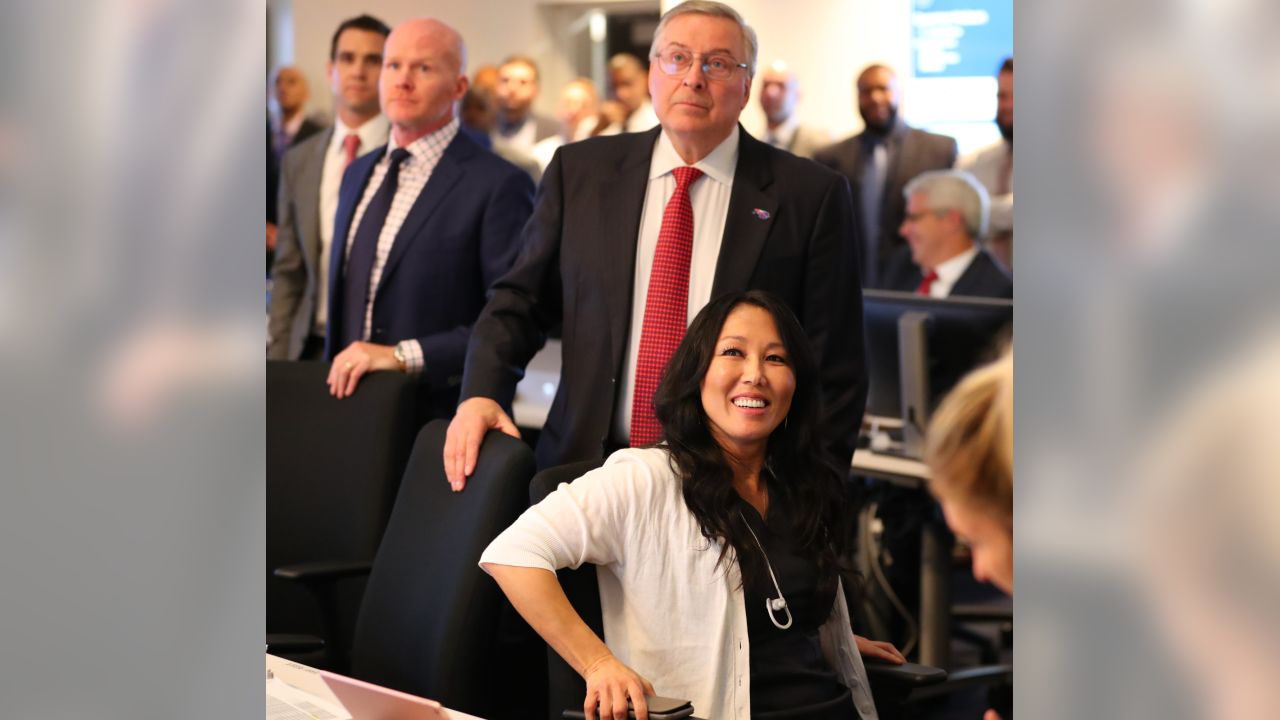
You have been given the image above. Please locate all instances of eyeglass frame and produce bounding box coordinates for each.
[650,47,750,80]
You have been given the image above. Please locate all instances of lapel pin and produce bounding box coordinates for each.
[752,208,771,220]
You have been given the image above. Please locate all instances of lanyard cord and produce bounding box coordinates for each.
[739,510,793,630]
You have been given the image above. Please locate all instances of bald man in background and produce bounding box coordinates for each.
[758,59,829,158]
[268,66,326,262]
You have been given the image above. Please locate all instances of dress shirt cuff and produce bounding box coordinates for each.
[396,340,425,374]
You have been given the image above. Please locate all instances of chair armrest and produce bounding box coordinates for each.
[864,659,948,687]
[274,559,373,585]
[265,633,324,655]
[953,603,1013,624]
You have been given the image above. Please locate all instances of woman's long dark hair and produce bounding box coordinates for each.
[653,290,851,593]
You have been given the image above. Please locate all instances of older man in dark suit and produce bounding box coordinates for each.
[324,18,534,421]
[444,0,866,488]
[882,169,1012,299]
[815,64,957,289]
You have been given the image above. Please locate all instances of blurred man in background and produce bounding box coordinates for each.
[815,63,957,288]
[958,57,1013,271]
[268,15,391,360]
[758,59,828,158]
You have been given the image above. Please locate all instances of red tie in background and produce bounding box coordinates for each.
[917,270,939,296]
[629,166,704,446]
[343,134,361,169]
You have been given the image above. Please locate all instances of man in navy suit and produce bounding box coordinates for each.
[324,17,534,419]
[445,1,865,488]
[882,169,1013,299]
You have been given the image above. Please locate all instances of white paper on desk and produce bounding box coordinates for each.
[267,677,353,720]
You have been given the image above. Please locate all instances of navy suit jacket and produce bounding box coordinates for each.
[882,245,1013,299]
[460,125,866,469]
[327,130,535,412]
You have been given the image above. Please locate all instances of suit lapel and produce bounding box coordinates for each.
[599,127,660,365]
[299,129,333,267]
[712,127,775,296]
[375,133,473,296]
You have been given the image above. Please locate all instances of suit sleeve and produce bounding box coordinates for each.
[458,148,568,408]
[267,151,305,360]
[414,167,536,393]
[806,174,866,465]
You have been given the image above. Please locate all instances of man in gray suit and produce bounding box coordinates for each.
[815,63,957,288]
[758,59,829,159]
[269,15,392,360]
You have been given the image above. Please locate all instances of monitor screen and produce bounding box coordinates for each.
[862,290,1012,421]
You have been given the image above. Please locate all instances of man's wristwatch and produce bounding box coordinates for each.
[392,343,407,370]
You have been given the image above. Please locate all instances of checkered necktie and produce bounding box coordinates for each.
[629,165,704,446]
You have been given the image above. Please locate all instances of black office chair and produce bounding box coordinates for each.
[266,361,419,668]
[528,459,947,720]
[277,419,536,718]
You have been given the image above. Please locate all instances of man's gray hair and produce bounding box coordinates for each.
[904,169,991,240]
[649,0,758,77]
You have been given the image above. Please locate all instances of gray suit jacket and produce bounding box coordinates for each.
[787,124,830,160]
[268,128,332,359]
[814,121,957,286]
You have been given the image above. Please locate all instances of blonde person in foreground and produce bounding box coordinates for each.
[481,291,902,720]
[925,347,1013,720]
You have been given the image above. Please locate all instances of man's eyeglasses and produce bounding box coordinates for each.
[903,209,944,223]
[652,48,748,80]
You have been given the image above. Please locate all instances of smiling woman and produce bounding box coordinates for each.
[480,290,901,720]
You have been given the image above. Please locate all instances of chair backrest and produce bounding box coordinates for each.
[266,361,419,640]
[529,458,607,720]
[350,419,536,718]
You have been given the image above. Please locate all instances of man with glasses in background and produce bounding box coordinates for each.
[445,0,866,488]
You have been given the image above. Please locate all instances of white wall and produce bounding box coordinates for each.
[280,0,916,143]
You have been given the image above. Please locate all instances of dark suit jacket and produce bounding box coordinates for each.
[326,130,535,416]
[882,245,1013,299]
[460,125,866,469]
[814,121,956,287]
[268,127,333,359]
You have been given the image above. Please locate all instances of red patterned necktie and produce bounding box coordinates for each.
[629,165,704,446]
[917,270,939,296]
[343,134,361,169]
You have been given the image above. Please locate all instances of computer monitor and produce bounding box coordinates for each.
[862,290,1012,455]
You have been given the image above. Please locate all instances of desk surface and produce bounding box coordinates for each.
[851,449,929,486]
[266,654,484,720]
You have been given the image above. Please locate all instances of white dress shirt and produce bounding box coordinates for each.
[479,447,879,720]
[926,244,980,298]
[957,139,1013,234]
[612,126,739,444]
[343,118,459,371]
[315,115,389,334]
